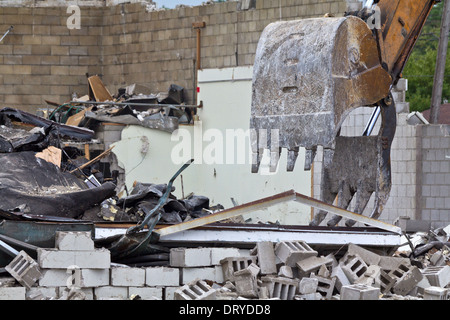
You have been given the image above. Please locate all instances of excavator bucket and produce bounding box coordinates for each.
[250,16,392,172]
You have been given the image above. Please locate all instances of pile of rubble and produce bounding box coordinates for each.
[176,235,450,301]
[0,227,449,300]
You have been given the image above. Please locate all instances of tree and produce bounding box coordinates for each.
[402,1,450,112]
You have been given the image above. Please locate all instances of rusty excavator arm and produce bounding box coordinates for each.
[250,0,439,227]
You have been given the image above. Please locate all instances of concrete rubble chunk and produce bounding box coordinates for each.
[356,265,381,288]
[250,241,277,275]
[220,256,257,282]
[278,265,293,278]
[174,279,217,300]
[298,277,319,294]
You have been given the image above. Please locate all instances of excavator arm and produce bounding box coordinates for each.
[349,0,438,84]
[250,0,438,226]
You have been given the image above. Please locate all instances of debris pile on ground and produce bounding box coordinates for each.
[176,238,450,301]
[0,226,448,300]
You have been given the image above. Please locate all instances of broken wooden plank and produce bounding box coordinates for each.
[88,75,113,102]
[65,106,93,127]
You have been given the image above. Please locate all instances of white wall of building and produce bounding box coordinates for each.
[112,66,312,225]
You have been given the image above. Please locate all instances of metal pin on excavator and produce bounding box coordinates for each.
[250,0,439,226]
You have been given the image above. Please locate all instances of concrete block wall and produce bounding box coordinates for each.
[0,0,350,113]
[418,124,450,228]
[312,79,450,229]
[0,231,246,300]
[0,6,104,112]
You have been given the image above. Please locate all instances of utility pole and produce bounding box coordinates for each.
[430,0,450,124]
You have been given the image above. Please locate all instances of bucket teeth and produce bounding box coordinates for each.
[287,147,299,172]
[303,147,317,171]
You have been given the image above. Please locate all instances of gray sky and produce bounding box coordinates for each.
[155,0,206,9]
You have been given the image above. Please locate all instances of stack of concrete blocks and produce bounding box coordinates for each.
[170,247,241,285]
[37,231,112,300]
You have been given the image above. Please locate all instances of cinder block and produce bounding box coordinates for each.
[378,256,411,272]
[39,269,72,287]
[164,286,179,300]
[423,286,448,300]
[129,287,163,300]
[210,247,240,265]
[340,284,380,300]
[296,256,333,278]
[174,279,216,300]
[250,241,277,275]
[26,287,58,300]
[379,270,396,294]
[220,256,257,282]
[422,265,450,288]
[5,250,42,289]
[356,265,381,288]
[170,248,212,267]
[111,267,145,287]
[311,274,336,300]
[57,287,94,300]
[55,231,95,251]
[181,267,218,284]
[0,287,26,300]
[37,248,111,269]
[274,241,317,267]
[340,254,368,283]
[347,243,381,266]
[145,267,179,287]
[260,276,298,300]
[94,286,128,300]
[39,268,110,288]
[389,264,423,296]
